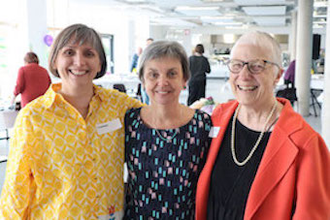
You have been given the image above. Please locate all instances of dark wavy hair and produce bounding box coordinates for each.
[195,44,205,54]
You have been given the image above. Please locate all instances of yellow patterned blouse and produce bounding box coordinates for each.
[0,83,142,220]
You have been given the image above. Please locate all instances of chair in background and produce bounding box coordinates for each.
[0,111,18,140]
[113,84,127,93]
[276,81,297,106]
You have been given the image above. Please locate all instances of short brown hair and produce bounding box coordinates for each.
[24,52,39,64]
[48,23,107,79]
[138,41,190,82]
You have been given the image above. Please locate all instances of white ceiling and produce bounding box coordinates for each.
[71,0,328,29]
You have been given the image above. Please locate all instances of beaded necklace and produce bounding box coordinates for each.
[231,101,277,166]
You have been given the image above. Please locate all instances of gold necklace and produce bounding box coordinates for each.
[231,101,277,166]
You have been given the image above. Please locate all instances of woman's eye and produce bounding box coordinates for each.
[168,71,177,77]
[152,73,158,78]
[148,72,158,79]
[233,63,242,68]
[85,51,95,57]
[63,49,74,56]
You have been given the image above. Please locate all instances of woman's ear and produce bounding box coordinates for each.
[274,68,284,84]
[183,82,187,90]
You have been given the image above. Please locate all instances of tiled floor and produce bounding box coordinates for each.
[0,78,323,195]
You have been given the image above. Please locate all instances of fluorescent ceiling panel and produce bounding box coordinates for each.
[175,6,221,16]
[148,0,203,8]
[253,17,286,26]
[176,9,221,16]
[150,17,197,27]
[243,6,286,15]
[201,17,232,23]
[234,0,286,5]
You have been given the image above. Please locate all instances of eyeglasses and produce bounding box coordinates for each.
[226,59,280,74]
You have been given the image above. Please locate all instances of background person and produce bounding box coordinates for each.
[130,46,143,73]
[196,31,330,220]
[0,23,142,219]
[284,59,295,86]
[140,37,154,104]
[187,44,211,106]
[12,52,51,107]
[124,41,212,219]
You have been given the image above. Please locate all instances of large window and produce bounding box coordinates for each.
[101,34,114,74]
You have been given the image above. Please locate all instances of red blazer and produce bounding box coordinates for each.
[14,63,51,107]
[196,98,330,220]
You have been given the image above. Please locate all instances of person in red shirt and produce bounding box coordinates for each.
[12,52,51,107]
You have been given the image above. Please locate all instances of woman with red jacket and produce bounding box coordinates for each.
[196,31,330,220]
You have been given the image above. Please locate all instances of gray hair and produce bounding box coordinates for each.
[48,23,107,79]
[231,31,282,67]
[138,41,190,82]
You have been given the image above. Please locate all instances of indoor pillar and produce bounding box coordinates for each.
[296,0,314,116]
[289,10,297,60]
[24,0,48,67]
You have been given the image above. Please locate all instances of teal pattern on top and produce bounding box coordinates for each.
[124,107,212,219]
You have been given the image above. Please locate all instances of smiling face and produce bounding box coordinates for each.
[53,40,102,93]
[143,56,186,106]
[229,43,282,108]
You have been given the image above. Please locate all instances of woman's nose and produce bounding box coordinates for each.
[239,65,252,78]
[73,52,86,66]
[157,74,169,85]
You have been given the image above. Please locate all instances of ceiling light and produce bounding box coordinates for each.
[223,34,236,44]
[225,25,248,29]
[214,21,242,25]
[314,2,328,7]
[175,6,219,11]
[201,16,234,20]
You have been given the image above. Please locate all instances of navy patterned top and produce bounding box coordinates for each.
[124,107,212,219]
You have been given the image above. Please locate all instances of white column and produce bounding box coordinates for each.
[289,10,297,60]
[24,0,48,67]
[321,3,330,148]
[296,0,314,116]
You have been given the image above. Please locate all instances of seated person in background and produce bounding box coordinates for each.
[196,31,330,220]
[12,52,51,107]
[124,41,212,219]
[284,59,295,86]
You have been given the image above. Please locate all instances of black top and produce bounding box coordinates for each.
[207,117,271,220]
[124,108,212,219]
[188,55,211,84]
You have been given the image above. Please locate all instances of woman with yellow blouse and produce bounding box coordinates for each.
[0,24,142,219]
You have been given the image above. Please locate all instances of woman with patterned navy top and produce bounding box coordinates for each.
[124,41,212,219]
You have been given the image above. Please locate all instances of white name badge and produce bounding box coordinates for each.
[209,126,220,138]
[96,119,122,135]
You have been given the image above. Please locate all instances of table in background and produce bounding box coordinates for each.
[93,74,141,97]
[0,110,18,140]
[0,155,7,163]
[310,74,324,117]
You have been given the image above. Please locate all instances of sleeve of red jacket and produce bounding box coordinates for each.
[13,67,25,96]
[293,135,330,220]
